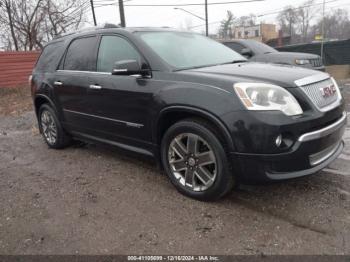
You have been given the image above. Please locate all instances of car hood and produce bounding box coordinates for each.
[181,62,327,88]
[265,51,320,59]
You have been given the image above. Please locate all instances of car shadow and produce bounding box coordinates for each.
[71,140,349,237]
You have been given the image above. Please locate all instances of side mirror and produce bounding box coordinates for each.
[241,48,253,58]
[112,60,150,77]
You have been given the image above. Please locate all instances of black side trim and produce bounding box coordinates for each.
[71,131,154,157]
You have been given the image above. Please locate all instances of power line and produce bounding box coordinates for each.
[94,0,132,2]
[69,2,92,18]
[174,8,205,21]
[65,1,90,17]
[324,1,350,11]
[256,0,340,17]
[189,20,222,29]
[94,0,132,4]
[94,0,263,34]
[94,0,264,8]
[188,0,347,29]
[121,0,265,7]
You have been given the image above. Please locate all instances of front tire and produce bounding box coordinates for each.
[38,104,71,149]
[161,118,235,201]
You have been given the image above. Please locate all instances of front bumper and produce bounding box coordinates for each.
[298,64,325,72]
[232,111,347,183]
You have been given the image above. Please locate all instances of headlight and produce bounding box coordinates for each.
[295,59,310,65]
[234,83,303,116]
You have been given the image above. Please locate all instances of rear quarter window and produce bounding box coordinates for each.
[35,41,64,72]
[63,36,97,71]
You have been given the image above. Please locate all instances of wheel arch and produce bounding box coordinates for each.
[34,94,58,116]
[155,106,235,153]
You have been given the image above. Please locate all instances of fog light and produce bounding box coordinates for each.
[275,135,282,147]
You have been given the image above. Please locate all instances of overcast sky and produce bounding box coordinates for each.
[88,0,350,34]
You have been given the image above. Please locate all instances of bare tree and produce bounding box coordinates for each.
[0,0,19,50]
[44,0,84,39]
[219,11,235,39]
[0,0,85,51]
[311,8,350,41]
[277,6,299,42]
[236,14,257,27]
[297,0,318,42]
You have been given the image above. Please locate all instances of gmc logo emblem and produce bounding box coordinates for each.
[320,85,337,98]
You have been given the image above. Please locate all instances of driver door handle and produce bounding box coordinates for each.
[54,81,63,86]
[89,84,102,90]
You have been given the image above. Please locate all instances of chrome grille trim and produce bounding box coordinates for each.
[295,74,342,112]
[309,142,341,166]
[309,58,323,68]
[302,78,338,108]
[298,111,347,142]
[294,74,329,86]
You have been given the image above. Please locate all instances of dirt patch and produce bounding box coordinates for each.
[0,86,33,116]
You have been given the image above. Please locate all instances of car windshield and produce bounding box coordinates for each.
[136,31,246,70]
[245,40,277,54]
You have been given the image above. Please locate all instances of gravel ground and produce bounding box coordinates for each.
[0,86,349,255]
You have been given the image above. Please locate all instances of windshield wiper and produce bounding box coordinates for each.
[219,60,247,65]
[175,64,215,71]
[175,60,247,71]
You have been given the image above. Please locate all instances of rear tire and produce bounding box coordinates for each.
[161,118,235,201]
[38,104,72,149]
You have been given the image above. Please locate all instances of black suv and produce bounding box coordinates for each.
[31,26,346,201]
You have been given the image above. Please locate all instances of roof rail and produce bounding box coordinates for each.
[54,23,120,39]
[103,23,120,28]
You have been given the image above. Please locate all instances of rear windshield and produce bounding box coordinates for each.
[35,41,64,72]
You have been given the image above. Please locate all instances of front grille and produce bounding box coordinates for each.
[300,78,339,110]
[309,58,323,67]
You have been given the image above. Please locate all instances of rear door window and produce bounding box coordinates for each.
[97,35,141,73]
[36,41,64,72]
[64,36,97,71]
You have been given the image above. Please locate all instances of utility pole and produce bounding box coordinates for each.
[90,0,97,26]
[205,0,208,36]
[119,0,126,27]
[320,0,325,62]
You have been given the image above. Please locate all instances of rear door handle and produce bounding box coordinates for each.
[54,81,63,86]
[89,84,102,90]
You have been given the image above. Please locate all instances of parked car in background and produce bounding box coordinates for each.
[222,39,325,71]
[31,26,345,201]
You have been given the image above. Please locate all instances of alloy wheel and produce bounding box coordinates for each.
[168,133,217,192]
[40,110,57,145]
